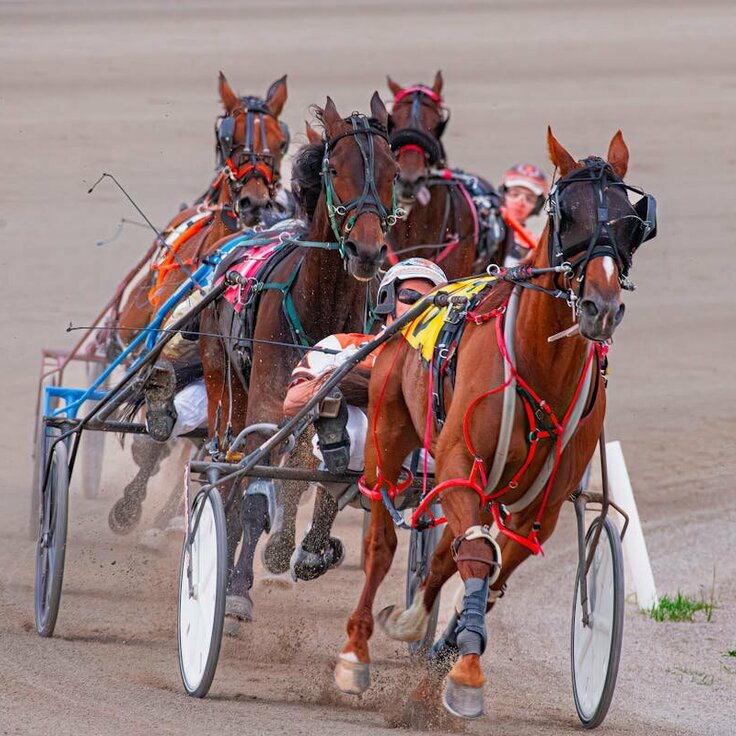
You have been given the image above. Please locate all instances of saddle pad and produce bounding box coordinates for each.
[216,238,288,313]
[402,275,497,363]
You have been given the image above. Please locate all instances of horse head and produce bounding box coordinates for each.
[302,93,399,281]
[217,72,289,227]
[387,71,446,200]
[546,128,657,342]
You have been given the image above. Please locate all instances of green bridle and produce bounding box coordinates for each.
[321,115,404,258]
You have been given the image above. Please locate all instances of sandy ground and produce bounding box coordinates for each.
[1,1,735,734]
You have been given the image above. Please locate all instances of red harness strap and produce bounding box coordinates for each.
[360,296,597,555]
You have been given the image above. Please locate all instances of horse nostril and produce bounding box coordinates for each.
[580,299,599,318]
[378,244,387,262]
[614,303,626,326]
[345,241,359,259]
[239,196,252,210]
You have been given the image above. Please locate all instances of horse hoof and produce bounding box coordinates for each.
[334,654,371,695]
[290,538,344,581]
[262,531,295,575]
[442,678,485,720]
[377,596,428,642]
[108,497,141,535]
[225,594,253,623]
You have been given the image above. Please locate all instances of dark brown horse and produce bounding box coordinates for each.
[198,94,399,623]
[386,72,503,279]
[107,73,289,535]
[116,72,289,341]
[334,129,657,719]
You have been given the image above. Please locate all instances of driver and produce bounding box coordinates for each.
[282,258,447,579]
[499,163,549,267]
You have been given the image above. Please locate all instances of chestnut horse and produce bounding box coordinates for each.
[107,73,289,535]
[116,72,290,341]
[334,129,657,719]
[198,94,400,623]
[386,72,504,279]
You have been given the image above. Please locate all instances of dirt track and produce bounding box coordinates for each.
[1,1,735,734]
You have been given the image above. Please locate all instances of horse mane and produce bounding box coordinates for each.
[291,110,388,222]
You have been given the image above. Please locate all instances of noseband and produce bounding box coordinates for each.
[389,85,448,167]
[322,115,404,257]
[547,157,658,296]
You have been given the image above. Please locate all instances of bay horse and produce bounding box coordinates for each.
[386,71,504,279]
[198,94,400,623]
[107,72,290,535]
[115,72,290,342]
[334,128,657,719]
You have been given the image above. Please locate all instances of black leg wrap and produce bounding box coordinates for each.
[234,493,268,593]
[314,388,350,475]
[245,478,276,533]
[144,361,178,442]
[456,577,490,657]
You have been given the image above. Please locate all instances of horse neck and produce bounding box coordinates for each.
[295,205,368,336]
[391,183,475,278]
[512,226,591,411]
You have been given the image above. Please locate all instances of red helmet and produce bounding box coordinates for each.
[502,163,549,198]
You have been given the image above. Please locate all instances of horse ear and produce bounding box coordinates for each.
[266,74,288,117]
[607,130,629,179]
[387,75,403,97]
[547,126,578,176]
[305,121,321,145]
[370,91,389,129]
[218,71,239,115]
[432,70,443,97]
[321,96,344,137]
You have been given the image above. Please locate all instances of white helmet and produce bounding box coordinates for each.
[375,257,447,316]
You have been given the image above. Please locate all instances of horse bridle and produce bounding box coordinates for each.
[547,157,657,298]
[215,96,290,201]
[322,115,405,257]
[389,85,449,167]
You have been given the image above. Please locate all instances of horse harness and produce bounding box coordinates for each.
[365,158,658,554]
[322,115,404,256]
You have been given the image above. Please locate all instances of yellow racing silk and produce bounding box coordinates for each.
[402,275,497,363]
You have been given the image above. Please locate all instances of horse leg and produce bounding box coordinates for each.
[200,323,252,624]
[108,435,171,534]
[432,464,501,720]
[334,425,416,694]
[290,483,343,581]
[334,498,397,695]
[377,518,456,646]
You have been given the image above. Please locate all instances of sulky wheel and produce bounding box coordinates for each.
[178,489,228,698]
[34,428,70,637]
[30,373,59,538]
[405,517,442,658]
[571,515,625,729]
[82,360,106,499]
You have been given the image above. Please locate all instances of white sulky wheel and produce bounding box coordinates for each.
[405,517,442,658]
[34,428,70,637]
[177,489,227,698]
[82,360,106,499]
[571,515,624,729]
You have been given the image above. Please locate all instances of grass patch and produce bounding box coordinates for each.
[649,591,714,622]
[727,650,736,658]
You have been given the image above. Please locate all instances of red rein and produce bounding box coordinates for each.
[359,299,598,555]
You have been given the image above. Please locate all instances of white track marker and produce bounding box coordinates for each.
[605,441,658,610]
